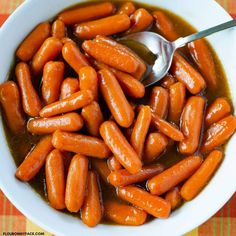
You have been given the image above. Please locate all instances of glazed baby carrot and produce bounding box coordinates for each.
[127,8,153,33]
[117,2,136,16]
[32,37,63,75]
[152,11,178,41]
[104,201,147,226]
[149,86,169,119]
[61,37,74,44]
[15,62,42,117]
[62,42,90,75]
[181,150,223,201]
[58,2,114,25]
[143,132,168,163]
[117,186,171,218]
[52,130,111,158]
[52,19,66,39]
[60,78,80,100]
[0,81,25,134]
[81,171,102,227]
[205,97,231,127]
[152,113,184,141]
[42,61,65,104]
[161,74,176,89]
[15,136,53,181]
[169,82,186,123]
[16,22,51,61]
[148,155,202,195]
[81,101,104,137]
[165,187,182,210]
[99,69,134,128]
[65,154,88,212]
[188,39,218,89]
[100,121,142,174]
[79,66,98,101]
[91,159,110,183]
[39,90,93,118]
[45,149,65,210]
[107,156,122,171]
[74,14,130,39]
[130,106,152,158]
[201,115,236,153]
[170,53,206,94]
[27,112,84,134]
[108,164,164,187]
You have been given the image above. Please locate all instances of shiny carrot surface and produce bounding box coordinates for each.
[117,2,136,16]
[60,78,80,100]
[52,19,66,39]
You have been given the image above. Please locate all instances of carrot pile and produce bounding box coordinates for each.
[0,1,235,227]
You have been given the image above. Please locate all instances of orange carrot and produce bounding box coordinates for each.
[16,22,51,61]
[60,77,80,100]
[117,2,136,16]
[100,121,142,174]
[15,136,53,181]
[107,156,122,171]
[39,90,93,118]
[52,130,111,158]
[81,171,102,227]
[61,37,75,44]
[148,155,202,195]
[91,159,111,183]
[161,74,176,88]
[117,186,171,218]
[45,149,65,210]
[165,187,182,210]
[65,154,88,212]
[52,19,66,39]
[181,150,223,200]
[0,81,25,134]
[104,201,147,226]
[15,62,42,117]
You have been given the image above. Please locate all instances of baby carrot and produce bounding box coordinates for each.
[52,130,111,158]
[62,42,90,75]
[165,187,182,210]
[205,97,231,127]
[99,69,134,128]
[117,186,171,218]
[74,14,130,39]
[27,112,84,134]
[152,113,184,141]
[81,101,104,137]
[201,115,236,153]
[0,81,25,134]
[100,121,142,174]
[143,132,168,164]
[65,154,88,212]
[107,156,122,171]
[161,74,176,89]
[152,11,178,41]
[81,171,102,227]
[39,90,93,118]
[16,22,51,61]
[148,155,202,195]
[104,201,147,226]
[45,149,65,210]
[127,8,153,33]
[149,86,169,119]
[169,82,186,123]
[58,2,114,25]
[51,19,66,39]
[108,164,164,187]
[15,62,42,117]
[79,66,98,101]
[32,37,63,75]
[117,2,136,16]
[15,136,53,181]
[179,96,205,154]
[60,78,80,100]
[181,150,223,201]
[61,37,74,44]
[170,53,206,94]
[42,61,65,104]
[188,39,218,89]
[91,159,111,183]
[130,106,152,158]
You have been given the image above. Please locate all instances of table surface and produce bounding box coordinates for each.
[0,0,235,235]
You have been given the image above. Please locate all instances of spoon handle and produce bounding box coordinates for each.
[173,19,236,48]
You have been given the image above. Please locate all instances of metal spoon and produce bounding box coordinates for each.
[120,19,236,87]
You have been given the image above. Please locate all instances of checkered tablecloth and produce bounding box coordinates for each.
[0,0,235,235]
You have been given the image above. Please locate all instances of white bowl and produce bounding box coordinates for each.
[0,0,236,235]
